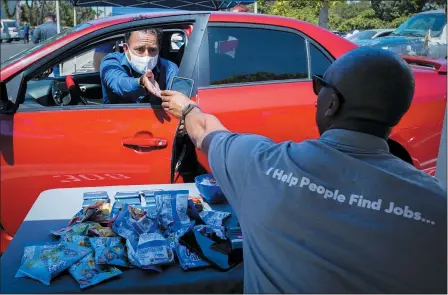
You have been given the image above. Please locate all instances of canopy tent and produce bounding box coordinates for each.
[111,7,179,16]
[69,0,255,11]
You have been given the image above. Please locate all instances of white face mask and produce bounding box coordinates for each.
[125,45,158,74]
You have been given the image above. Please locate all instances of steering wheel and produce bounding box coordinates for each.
[65,75,88,105]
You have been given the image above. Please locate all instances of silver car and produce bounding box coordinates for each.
[0,19,19,43]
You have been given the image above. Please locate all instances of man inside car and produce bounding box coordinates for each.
[100,28,179,104]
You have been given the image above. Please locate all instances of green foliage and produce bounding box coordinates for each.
[17,0,97,27]
[261,0,436,33]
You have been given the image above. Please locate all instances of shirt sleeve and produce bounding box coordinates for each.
[207,132,275,213]
[100,55,146,102]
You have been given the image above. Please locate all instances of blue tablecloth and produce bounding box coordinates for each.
[0,203,243,294]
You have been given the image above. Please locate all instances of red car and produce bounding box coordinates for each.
[0,11,446,252]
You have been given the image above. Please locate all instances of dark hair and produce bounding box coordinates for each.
[124,28,163,49]
[45,12,56,21]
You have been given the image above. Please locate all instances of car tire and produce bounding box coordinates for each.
[7,39,12,43]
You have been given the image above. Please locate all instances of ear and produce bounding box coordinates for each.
[122,43,129,52]
[324,93,341,117]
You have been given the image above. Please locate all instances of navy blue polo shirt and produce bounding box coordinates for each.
[206,129,447,293]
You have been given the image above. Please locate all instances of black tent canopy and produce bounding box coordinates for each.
[69,0,255,11]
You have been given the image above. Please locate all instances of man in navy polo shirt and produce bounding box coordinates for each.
[160,47,447,293]
[100,28,178,104]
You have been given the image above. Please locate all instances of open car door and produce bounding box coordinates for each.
[0,13,209,252]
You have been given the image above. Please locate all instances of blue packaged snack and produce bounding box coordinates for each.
[126,232,174,267]
[16,242,91,285]
[82,191,110,208]
[166,221,196,251]
[62,235,92,248]
[51,222,112,239]
[69,252,122,289]
[89,237,132,268]
[176,244,210,271]
[199,210,231,226]
[112,204,158,243]
[15,243,59,279]
[125,238,162,272]
[194,225,227,240]
[69,201,112,226]
[110,191,142,219]
[155,190,190,231]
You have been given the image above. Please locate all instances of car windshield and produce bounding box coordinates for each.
[1,23,91,69]
[391,12,446,38]
[4,20,18,28]
[348,30,377,41]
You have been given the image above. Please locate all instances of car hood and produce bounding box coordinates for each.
[356,35,424,47]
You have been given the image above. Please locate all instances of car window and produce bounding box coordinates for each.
[377,31,392,38]
[4,20,18,28]
[309,43,331,76]
[59,48,98,76]
[348,30,377,41]
[170,32,186,51]
[1,23,91,68]
[392,13,446,37]
[208,27,308,85]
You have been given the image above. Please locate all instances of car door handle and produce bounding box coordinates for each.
[122,135,168,151]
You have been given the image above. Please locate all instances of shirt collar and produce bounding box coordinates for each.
[319,129,389,152]
[120,52,161,76]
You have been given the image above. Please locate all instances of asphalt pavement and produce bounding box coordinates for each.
[1,41,35,63]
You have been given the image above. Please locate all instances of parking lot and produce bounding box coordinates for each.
[0,41,34,63]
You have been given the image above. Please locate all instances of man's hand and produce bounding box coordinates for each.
[161,90,192,119]
[141,70,161,98]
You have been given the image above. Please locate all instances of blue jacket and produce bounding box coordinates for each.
[32,21,57,44]
[100,52,179,104]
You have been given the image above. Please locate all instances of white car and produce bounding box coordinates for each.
[0,19,19,43]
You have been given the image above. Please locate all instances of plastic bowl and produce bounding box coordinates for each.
[194,173,226,204]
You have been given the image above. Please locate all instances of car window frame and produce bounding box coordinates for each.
[197,22,335,89]
[12,13,209,113]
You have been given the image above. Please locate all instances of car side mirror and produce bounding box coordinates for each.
[0,81,17,114]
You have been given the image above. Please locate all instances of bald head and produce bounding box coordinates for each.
[316,47,415,139]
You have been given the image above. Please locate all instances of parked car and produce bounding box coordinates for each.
[0,11,446,252]
[357,10,446,58]
[347,29,394,45]
[0,19,19,42]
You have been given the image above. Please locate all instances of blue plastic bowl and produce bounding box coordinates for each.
[194,173,226,204]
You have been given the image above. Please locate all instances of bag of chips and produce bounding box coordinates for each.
[176,244,210,271]
[155,190,190,231]
[112,204,156,248]
[125,238,162,272]
[69,252,122,289]
[126,232,174,267]
[62,235,92,248]
[15,243,60,278]
[194,225,227,240]
[69,201,112,226]
[89,237,132,268]
[51,222,110,239]
[199,210,231,226]
[16,242,91,285]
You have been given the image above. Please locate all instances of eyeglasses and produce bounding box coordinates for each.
[312,75,344,102]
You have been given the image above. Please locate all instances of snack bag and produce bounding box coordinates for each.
[88,226,116,238]
[194,225,227,240]
[176,244,210,271]
[50,222,91,238]
[15,243,59,278]
[110,192,142,219]
[89,237,132,268]
[199,210,231,226]
[82,191,110,208]
[16,242,91,285]
[69,201,112,226]
[127,232,174,267]
[155,190,190,231]
[62,235,92,248]
[166,221,195,251]
[69,253,122,289]
[125,238,162,272]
